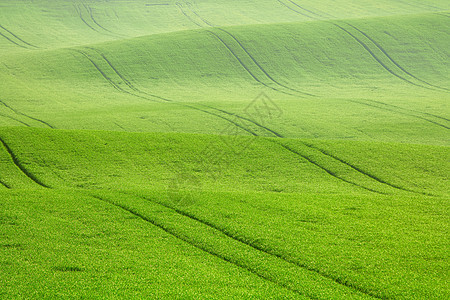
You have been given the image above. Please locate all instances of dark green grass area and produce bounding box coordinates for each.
[0,127,449,298]
[0,190,303,299]
[0,188,448,298]
[0,0,449,298]
[0,127,447,196]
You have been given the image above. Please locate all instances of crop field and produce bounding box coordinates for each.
[0,0,449,299]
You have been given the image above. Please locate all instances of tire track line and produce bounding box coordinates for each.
[75,48,421,195]
[74,4,101,34]
[0,30,28,49]
[284,0,323,18]
[176,2,311,97]
[71,48,257,135]
[215,28,316,97]
[276,0,313,19]
[78,48,416,193]
[0,100,54,128]
[422,112,449,122]
[191,5,315,97]
[74,4,118,38]
[278,143,385,194]
[70,49,130,93]
[274,0,450,127]
[86,5,114,34]
[344,22,449,92]
[0,24,38,49]
[87,48,260,135]
[0,112,31,127]
[85,4,124,38]
[332,23,435,91]
[0,180,10,189]
[127,191,384,299]
[274,1,446,94]
[89,193,310,299]
[85,48,258,135]
[435,12,450,18]
[302,142,432,196]
[206,30,299,97]
[85,47,140,92]
[194,100,419,195]
[0,136,50,188]
[347,99,449,130]
[357,98,450,123]
[200,105,285,137]
[175,2,203,27]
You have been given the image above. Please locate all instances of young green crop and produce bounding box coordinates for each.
[0,0,448,298]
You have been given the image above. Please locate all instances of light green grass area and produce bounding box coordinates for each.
[0,0,449,299]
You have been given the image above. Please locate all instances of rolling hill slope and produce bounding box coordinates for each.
[1,0,449,299]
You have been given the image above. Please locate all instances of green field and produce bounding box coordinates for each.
[0,0,449,298]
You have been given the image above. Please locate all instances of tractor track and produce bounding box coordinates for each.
[275,2,450,128]
[124,191,385,299]
[302,142,432,196]
[347,99,449,130]
[435,12,450,18]
[70,49,124,92]
[0,31,27,49]
[85,5,117,35]
[275,1,449,95]
[71,48,258,136]
[74,4,101,34]
[74,3,120,38]
[89,193,311,299]
[283,0,322,18]
[343,22,449,92]
[0,180,12,190]
[0,136,49,188]
[215,27,316,97]
[278,143,385,194]
[0,112,31,127]
[84,47,140,92]
[276,0,312,19]
[0,100,54,128]
[206,30,299,97]
[0,180,10,189]
[176,2,313,98]
[332,23,435,91]
[0,24,38,49]
[357,98,450,123]
[72,48,424,196]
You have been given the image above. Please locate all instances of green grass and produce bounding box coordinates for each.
[0,0,449,299]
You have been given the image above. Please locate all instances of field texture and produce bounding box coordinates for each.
[0,0,449,299]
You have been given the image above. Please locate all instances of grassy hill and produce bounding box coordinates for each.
[1,0,449,299]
